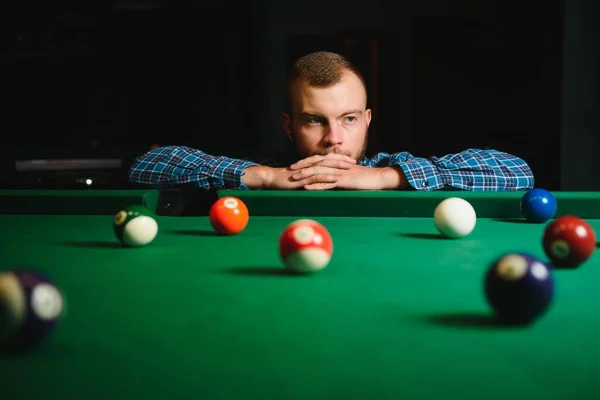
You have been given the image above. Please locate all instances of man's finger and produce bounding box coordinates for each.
[285,172,339,189]
[301,174,340,185]
[292,160,355,174]
[304,182,338,190]
[290,153,356,170]
[291,166,343,180]
[314,159,356,170]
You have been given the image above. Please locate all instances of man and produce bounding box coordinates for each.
[129,51,534,191]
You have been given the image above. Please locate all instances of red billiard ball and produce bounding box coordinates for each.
[542,215,596,268]
[279,219,333,273]
[209,196,249,235]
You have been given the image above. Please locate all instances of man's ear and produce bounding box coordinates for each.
[365,108,372,127]
[281,113,292,141]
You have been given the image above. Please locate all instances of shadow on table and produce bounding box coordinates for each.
[395,233,450,240]
[0,337,69,358]
[418,312,532,330]
[224,266,303,277]
[62,241,122,249]
[492,218,535,224]
[167,229,220,237]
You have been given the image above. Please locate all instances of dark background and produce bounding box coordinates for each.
[0,0,598,190]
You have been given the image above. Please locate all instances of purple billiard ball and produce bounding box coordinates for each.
[484,253,554,324]
[0,268,64,351]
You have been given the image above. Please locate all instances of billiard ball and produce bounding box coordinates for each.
[0,268,65,351]
[484,253,554,324]
[279,219,333,273]
[521,188,557,223]
[542,215,596,268]
[433,197,476,238]
[209,196,249,235]
[113,205,158,247]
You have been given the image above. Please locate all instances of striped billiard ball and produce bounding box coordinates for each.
[113,205,158,247]
[279,219,333,274]
[0,269,65,351]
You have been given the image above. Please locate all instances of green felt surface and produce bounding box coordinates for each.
[3,189,600,219]
[218,190,600,218]
[1,213,600,399]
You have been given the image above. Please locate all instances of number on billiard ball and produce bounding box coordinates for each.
[113,205,158,247]
[0,269,64,351]
[542,215,596,268]
[484,253,554,324]
[279,219,333,273]
[521,188,557,223]
[209,196,249,235]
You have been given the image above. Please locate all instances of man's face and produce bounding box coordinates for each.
[282,72,371,161]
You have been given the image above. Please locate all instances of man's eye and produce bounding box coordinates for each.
[308,118,323,124]
[345,116,357,123]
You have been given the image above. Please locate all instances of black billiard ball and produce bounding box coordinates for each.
[0,268,65,351]
[484,253,554,324]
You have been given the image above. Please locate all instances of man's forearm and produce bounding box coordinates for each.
[378,166,408,190]
[241,165,271,189]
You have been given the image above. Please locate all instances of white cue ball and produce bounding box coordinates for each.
[433,197,477,238]
[123,216,158,247]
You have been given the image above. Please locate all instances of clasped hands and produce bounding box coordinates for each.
[263,153,406,190]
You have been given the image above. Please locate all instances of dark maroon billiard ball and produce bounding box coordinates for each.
[542,215,596,268]
[0,268,65,351]
[485,253,554,324]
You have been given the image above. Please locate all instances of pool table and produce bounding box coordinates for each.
[1,189,599,399]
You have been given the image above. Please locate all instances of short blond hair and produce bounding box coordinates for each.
[284,51,367,114]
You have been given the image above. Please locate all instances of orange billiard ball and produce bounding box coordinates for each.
[209,196,249,235]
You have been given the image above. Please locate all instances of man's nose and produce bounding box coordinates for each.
[323,124,343,146]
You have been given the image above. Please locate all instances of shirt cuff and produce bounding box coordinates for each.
[208,158,259,190]
[395,160,444,191]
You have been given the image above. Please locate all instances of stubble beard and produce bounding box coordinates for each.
[289,127,369,162]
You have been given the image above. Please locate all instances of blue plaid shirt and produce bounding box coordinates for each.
[128,146,534,191]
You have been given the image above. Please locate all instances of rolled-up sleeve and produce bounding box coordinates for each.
[129,146,258,190]
[364,148,535,191]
